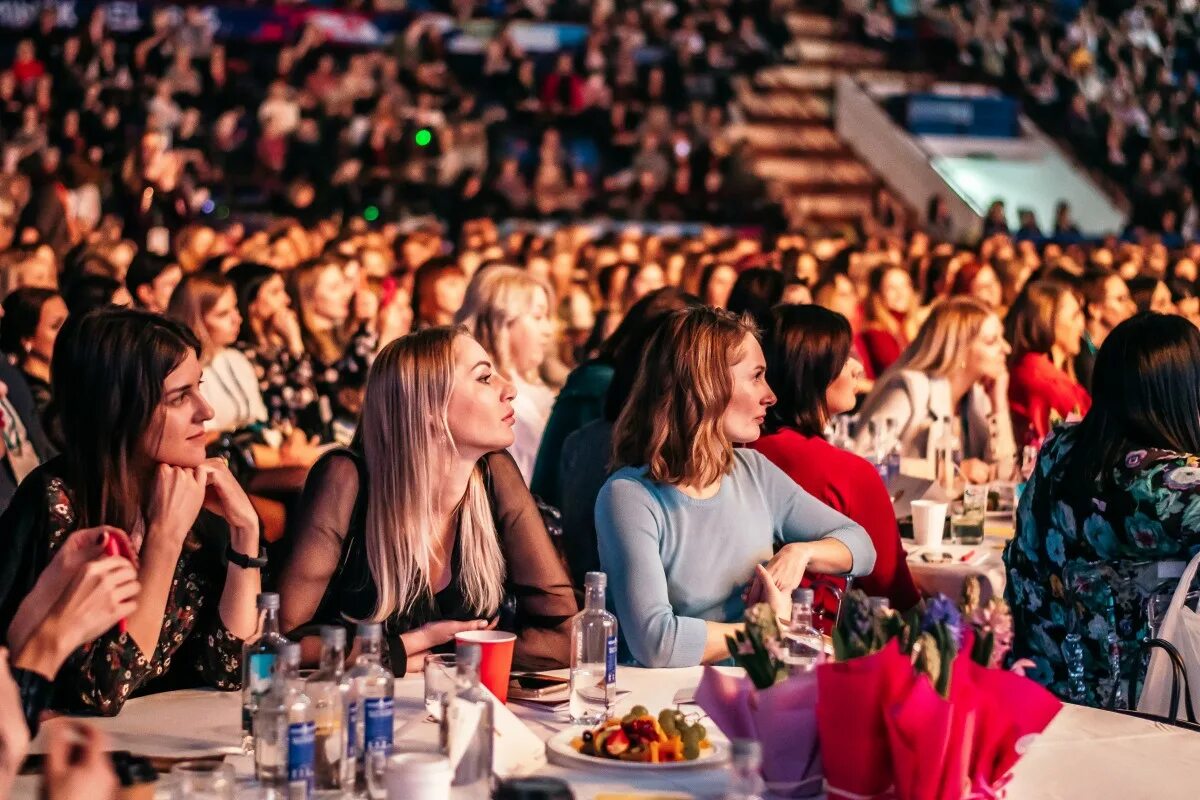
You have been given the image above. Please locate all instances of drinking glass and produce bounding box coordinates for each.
[424,653,456,721]
[171,761,235,800]
[951,484,987,545]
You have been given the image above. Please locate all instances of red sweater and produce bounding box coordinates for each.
[856,327,907,379]
[750,428,921,628]
[1008,352,1091,444]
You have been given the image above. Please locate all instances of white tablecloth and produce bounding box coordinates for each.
[904,532,1009,603]
[19,666,1200,799]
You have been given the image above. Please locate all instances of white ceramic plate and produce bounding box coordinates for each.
[544,727,729,771]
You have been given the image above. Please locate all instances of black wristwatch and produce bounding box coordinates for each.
[225,545,268,570]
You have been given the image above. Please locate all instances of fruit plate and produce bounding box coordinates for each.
[544,728,729,771]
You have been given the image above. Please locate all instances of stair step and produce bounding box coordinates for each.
[736,91,832,122]
[789,38,889,67]
[785,11,837,37]
[785,192,876,220]
[755,65,835,91]
[729,123,845,153]
[752,157,876,187]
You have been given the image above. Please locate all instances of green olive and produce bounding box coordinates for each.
[630,705,650,718]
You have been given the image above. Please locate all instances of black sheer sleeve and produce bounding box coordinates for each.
[485,451,578,670]
[0,466,53,643]
[278,451,360,637]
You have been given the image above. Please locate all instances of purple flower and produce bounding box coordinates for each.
[922,595,964,646]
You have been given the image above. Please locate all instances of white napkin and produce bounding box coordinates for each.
[491,693,547,777]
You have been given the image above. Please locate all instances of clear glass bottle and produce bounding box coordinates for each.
[723,739,766,800]
[866,419,890,483]
[935,415,962,492]
[1062,632,1087,704]
[306,626,350,797]
[242,593,288,744]
[439,642,493,800]
[883,418,902,491]
[569,571,618,725]
[346,622,394,792]
[781,587,823,674]
[254,642,315,798]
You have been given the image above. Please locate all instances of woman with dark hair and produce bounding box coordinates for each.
[596,306,873,667]
[62,274,132,316]
[1005,313,1200,707]
[226,262,322,437]
[546,289,702,588]
[1126,276,1175,315]
[698,262,738,308]
[411,257,468,330]
[726,268,787,331]
[0,287,67,420]
[858,264,917,379]
[752,305,919,623]
[531,287,698,508]
[1005,279,1091,444]
[0,308,261,715]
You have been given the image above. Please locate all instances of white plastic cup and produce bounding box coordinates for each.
[386,752,451,800]
[911,499,949,548]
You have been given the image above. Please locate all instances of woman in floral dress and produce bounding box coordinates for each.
[0,309,262,715]
[1005,312,1200,708]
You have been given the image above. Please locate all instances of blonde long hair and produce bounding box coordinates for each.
[166,272,234,366]
[886,296,992,379]
[454,266,556,383]
[358,326,505,622]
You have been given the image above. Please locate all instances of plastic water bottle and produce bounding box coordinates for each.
[242,593,288,745]
[1062,633,1087,703]
[254,643,315,797]
[781,587,823,674]
[346,622,394,792]
[306,626,351,796]
[867,419,890,483]
[723,739,766,800]
[569,571,619,725]
[883,419,902,491]
[439,642,494,800]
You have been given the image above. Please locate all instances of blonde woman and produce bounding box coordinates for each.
[854,297,1016,484]
[455,266,557,483]
[596,306,874,668]
[277,327,576,673]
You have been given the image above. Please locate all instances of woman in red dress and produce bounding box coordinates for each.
[857,264,918,379]
[752,304,920,628]
[1005,279,1091,444]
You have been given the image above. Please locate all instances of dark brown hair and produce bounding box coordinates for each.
[763,304,853,437]
[51,307,201,531]
[1004,279,1075,362]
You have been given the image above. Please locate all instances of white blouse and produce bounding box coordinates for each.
[508,375,556,485]
[201,348,269,433]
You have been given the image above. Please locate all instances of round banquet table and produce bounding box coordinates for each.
[18,666,1200,799]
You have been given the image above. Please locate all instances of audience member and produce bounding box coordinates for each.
[1006,313,1200,706]
[596,306,874,668]
[278,327,576,673]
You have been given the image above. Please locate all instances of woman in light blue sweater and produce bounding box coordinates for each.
[596,307,875,668]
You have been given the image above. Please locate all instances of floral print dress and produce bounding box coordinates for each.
[1004,424,1200,708]
[0,458,244,716]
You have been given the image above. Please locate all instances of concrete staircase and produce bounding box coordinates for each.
[732,8,917,230]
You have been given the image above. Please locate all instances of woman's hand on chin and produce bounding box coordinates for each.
[198,458,261,553]
[145,464,208,554]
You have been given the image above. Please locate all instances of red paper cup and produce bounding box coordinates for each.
[455,630,516,703]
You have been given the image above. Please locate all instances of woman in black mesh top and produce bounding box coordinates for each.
[278,326,576,674]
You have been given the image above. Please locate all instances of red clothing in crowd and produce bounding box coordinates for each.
[856,327,906,379]
[12,57,44,86]
[1008,352,1092,444]
[750,428,921,629]
[540,72,584,113]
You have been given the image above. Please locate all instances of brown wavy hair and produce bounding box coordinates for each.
[611,306,758,487]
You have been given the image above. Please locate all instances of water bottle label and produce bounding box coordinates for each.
[345,701,357,759]
[249,653,275,695]
[287,720,316,788]
[605,635,617,685]
[363,697,394,751]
